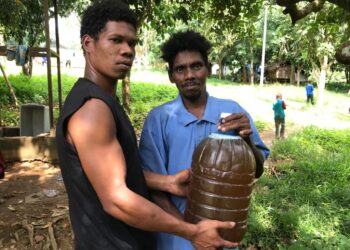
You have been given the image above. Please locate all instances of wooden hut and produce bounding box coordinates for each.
[265,61,292,82]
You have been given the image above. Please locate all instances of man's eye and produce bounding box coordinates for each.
[111,38,122,43]
[175,67,184,73]
[128,41,137,48]
[193,64,202,70]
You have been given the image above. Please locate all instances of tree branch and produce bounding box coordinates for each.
[335,40,350,65]
[276,0,326,24]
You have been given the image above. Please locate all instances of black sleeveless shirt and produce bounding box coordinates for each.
[56,78,155,250]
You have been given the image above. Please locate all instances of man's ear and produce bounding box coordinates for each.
[81,34,94,53]
[168,70,175,83]
[207,63,212,77]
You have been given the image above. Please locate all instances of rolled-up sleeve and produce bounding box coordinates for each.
[246,112,270,160]
[139,112,168,174]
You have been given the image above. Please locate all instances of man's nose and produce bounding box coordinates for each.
[184,68,195,79]
[121,42,134,58]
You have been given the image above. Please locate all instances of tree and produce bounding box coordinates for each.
[276,0,350,24]
[291,3,349,105]
[276,0,350,65]
[0,0,84,75]
[188,0,264,83]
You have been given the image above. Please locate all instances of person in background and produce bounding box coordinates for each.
[306,81,315,104]
[272,93,286,139]
[65,59,71,68]
[55,1,237,249]
[139,30,270,250]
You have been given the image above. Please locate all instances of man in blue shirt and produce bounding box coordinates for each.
[306,82,315,104]
[139,30,270,250]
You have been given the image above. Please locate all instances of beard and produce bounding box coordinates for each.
[181,87,203,102]
[178,80,206,102]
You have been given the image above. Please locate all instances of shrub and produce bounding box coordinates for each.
[249,126,350,249]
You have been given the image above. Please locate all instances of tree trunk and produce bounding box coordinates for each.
[218,56,224,80]
[241,64,248,83]
[290,64,295,84]
[296,67,301,87]
[122,73,131,114]
[0,62,19,107]
[218,62,223,80]
[250,47,254,85]
[345,65,350,84]
[317,55,329,107]
[29,58,33,76]
[311,65,321,82]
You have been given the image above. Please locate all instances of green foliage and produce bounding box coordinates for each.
[0,73,76,106]
[0,74,76,125]
[254,120,270,132]
[0,105,18,126]
[326,82,350,93]
[248,126,350,249]
[0,0,84,46]
[123,83,177,132]
[207,77,240,86]
[0,74,177,130]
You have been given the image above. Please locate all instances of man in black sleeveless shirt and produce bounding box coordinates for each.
[56,1,238,249]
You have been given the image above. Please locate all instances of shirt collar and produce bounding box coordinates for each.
[174,94,220,127]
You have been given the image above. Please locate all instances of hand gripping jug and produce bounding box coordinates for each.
[184,133,256,242]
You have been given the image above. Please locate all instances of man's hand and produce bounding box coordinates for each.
[143,169,190,196]
[190,220,238,250]
[218,112,252,137]
[168,169,190,197]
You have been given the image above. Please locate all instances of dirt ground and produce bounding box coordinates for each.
[0,161,72,250]
[0,130,275,250]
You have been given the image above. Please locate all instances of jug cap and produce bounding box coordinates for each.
[209,133,241,140]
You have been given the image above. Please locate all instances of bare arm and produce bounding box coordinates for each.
[67,99,237,249]
[150,190,184,220]
[241,135,264,178]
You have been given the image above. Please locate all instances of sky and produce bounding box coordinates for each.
[50,13,81,50]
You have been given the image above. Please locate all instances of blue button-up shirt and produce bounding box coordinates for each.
[139,94,269,250]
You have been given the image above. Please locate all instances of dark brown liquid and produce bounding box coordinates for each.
[184,135,256,242]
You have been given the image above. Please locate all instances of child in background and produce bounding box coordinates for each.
[306,82,315,104]
[273,93,286,139]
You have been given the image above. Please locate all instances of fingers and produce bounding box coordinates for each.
[238,129,252,137]
[213,221,239,249]
[220,240,239,249]
[192,220,239,250]
[215,221,235,229]
[218,112,252,135]
[177,168,190,182]
[170,169,190,196]
[220,113,245,123]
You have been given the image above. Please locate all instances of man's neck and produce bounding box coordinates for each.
[84,69,117,97]
[182,94,207,120]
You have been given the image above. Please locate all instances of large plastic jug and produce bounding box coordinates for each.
[184,133,256,242]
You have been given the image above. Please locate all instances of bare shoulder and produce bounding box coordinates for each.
[67,98,115,144]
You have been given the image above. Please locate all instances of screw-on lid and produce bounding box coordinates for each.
[209,133,241,140]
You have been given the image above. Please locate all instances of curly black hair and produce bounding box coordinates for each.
[80,0,138,40]
[161,30,212,73]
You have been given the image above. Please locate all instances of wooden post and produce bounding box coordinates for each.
[53,0,63,111]
[44,0,54,128]
[0,62,19,107]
